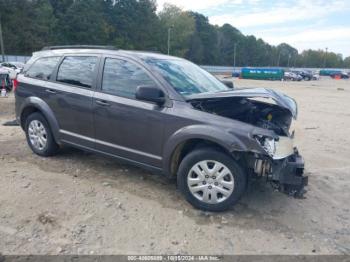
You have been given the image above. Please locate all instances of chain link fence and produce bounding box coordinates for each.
[200,65,350,75]
[1,55,31,63]
[1,55,349,75]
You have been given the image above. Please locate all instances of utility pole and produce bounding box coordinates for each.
[167,26,173,55]
[277,51,281,67]
[323,47,328,68]
[233,43,237,71]
[0,13,5,62]
[293,54,297,67]
[287,54,291,68]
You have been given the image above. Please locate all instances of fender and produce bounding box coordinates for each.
[162,124,250,177]
[19,96,61,143]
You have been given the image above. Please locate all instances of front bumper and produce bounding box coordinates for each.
[250,148,308,197]
[270,149,308,197]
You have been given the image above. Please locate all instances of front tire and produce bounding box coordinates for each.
[25,112,59,156]
[177,148,247,212]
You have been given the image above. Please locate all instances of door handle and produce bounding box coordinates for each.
[95,100,110,106]
[45,89,57,94]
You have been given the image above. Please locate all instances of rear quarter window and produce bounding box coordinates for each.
[26,57,60,80]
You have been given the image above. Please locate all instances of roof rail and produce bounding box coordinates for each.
[122,49,162,54]
[42,45,118,51]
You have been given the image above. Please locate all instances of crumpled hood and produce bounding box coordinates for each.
[186,88,298,119]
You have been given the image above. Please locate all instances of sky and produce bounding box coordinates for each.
[157,0,350,57]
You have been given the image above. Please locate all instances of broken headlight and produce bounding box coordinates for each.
[255,135,276,157]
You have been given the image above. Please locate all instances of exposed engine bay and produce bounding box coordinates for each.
[190,97,293,136]
[187,89,307,198]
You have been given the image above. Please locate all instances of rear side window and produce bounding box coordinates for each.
[102,58,156,99]
[57,56,97,88]
[26,57,60,80]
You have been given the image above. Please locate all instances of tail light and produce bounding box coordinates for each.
[13,78,18,92]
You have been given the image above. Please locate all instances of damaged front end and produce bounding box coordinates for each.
[249,143,307,198]
[187,88,308,197]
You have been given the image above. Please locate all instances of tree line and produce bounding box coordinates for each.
[1,0,349,68]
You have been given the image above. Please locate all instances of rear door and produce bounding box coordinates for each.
[45,55,100,148]
[93,56,166,168]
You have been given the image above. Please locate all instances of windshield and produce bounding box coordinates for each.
[145,58,229,96]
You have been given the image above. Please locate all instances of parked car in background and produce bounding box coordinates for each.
[232,69,240,78]
[0,62,25,79]
[15,46,307,211]
[0,69,13,92]
[291,70,313,81]
[11,62,25,70]
[312,72,320,80]
[1,62,25,71]
[330,72,349,79]
[284,71,302,81]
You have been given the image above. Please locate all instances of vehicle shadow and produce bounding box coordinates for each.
[56,147,294,226]
[4,138,295,228]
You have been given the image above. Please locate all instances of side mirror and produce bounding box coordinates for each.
[221,80,234,89]
[135,85,166,106]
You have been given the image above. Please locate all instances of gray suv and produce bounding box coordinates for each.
[15,46,307,211]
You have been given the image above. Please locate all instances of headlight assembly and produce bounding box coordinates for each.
[255,135,276,157]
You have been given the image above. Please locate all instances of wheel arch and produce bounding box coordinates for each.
[19,97,60,143]
[162,125,248,178]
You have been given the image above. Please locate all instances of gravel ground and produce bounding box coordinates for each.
[0,77,349,255]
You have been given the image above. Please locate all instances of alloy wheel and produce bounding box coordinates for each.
[28,120,48,151]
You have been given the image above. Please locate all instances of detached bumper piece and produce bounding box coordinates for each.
[270,149,308,198]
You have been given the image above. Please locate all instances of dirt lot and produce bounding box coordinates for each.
[0,77,349,255]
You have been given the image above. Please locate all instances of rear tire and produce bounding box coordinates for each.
[25,112,59,156]
[177,148,247,212]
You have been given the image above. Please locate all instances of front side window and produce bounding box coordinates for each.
[57,56,97,88]
[26,57,60,80]
[145,58,230,97]
[102,58,156,99]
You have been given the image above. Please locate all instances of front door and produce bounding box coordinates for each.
[93,57,166,168]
